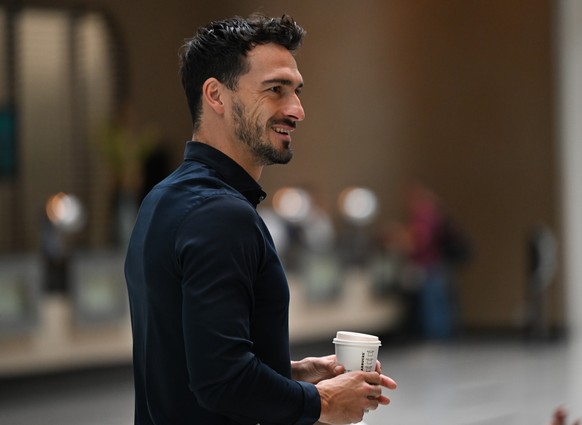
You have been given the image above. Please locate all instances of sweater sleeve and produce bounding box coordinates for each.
[176,194,321,425]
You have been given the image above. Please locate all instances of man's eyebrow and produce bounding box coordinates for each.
[262,78,304,89]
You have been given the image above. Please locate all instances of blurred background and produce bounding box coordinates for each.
[0,0,581,423]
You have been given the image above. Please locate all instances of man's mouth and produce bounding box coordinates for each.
[271,119,296,137]
[273,127,291,135]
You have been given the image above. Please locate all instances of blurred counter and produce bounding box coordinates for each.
[0,295,132,377]
[0,253,402,378]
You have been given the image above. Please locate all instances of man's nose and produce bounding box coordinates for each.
[286,94,305,122]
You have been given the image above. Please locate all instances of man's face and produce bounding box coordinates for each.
[229,43,305,166]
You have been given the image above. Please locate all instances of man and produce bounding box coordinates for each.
[125,14,397,425]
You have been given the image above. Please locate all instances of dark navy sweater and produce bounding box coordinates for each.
[125,141,320,425]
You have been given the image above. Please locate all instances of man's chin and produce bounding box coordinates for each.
[274,149,293,164]
[258,146,293,165]
[263,155,292,166]
[275,156,292,165]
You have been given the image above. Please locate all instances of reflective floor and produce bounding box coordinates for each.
[1,337,580,425]
[363,338,581,425]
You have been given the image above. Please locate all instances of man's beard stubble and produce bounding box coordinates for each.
[232,98,293,166]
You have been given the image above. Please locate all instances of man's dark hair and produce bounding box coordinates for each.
[179,14,306,132]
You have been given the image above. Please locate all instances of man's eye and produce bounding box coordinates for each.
[269,86,281,94]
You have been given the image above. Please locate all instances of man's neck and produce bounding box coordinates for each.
[191,134,263,181]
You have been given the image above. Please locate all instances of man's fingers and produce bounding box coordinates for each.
[367,398,380,411]
[366,385,383,398]
[366,390,392,405]
[381,374,398,389]
[376,394,391,405]
[363,371,397,385]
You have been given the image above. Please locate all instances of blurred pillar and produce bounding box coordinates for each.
[557,0,582,340]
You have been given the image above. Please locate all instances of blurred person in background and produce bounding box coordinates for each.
[403,181,471,340]
[524,222,558,340]
[548,406,580,425]
[40,211,70,293]
[138,138,173,204]
[369,220,421,336]
[124,14,396,425]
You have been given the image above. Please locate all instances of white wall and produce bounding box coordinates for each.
[558,0,582,339]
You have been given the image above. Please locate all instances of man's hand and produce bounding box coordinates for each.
[315,371,397,425]
[291,355,345,384]
[291,355,384,384]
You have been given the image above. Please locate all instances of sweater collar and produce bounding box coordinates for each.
[183,141,267,207]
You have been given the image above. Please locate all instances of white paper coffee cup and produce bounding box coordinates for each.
[333,331,381,373]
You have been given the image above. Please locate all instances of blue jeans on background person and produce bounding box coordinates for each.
[420,265,454,340]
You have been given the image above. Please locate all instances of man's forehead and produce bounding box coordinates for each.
[245,44,303,84]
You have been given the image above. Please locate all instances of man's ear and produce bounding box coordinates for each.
[202,78,225,114]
